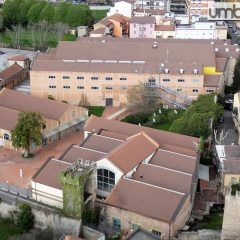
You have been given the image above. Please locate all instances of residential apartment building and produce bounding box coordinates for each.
[233,92,240,144]
[31,115,200,239]
[129,16,156,38]
[136,0,168,10]
[30,38,239,108]
[188,0,214,20]
[0,88,88,150]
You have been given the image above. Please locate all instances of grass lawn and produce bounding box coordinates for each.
[0,218,23,240]
[202,212,223,230]
[88,106,105,117]
[122,107,185,132]
[91,10,108,21]
[0,31,77,49]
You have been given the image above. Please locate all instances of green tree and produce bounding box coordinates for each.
[2,0,22,27]
[39,4,55,23]
[66,5,94,27]
[11,112,45,157]
[232,58,240,93]
[18,0,36,26]
[17,203,34,230]
[27,3,42,23]
[54,2,71,23]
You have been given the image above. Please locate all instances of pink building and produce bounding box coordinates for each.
[129,16,155,38]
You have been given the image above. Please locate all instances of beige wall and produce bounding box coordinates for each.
[103,196,191,240]
[30,70,218,107]
[154,30,175,38]
[223,173,240,194]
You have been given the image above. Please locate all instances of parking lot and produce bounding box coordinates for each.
[0,47,37,71]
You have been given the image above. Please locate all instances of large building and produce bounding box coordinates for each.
[31,116,200,239]
[0,88,88,150]
[30,38,239,108]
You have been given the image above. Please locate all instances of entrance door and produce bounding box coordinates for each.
[106,98,113,107]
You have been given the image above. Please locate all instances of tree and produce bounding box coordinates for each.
[54,2,71,23]
[11,112,45,157]
[36,20,51,51]
[18,0,35,26]
[27,3,42,23]
[232,57,240,93]
[39,4,55,23]
[17,203,34,230]
[54,22,69,41]
[127,83,156,113]
[79,93,90,107]
[6,24,23,48]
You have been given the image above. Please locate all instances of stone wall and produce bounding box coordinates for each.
[0,191,81,236]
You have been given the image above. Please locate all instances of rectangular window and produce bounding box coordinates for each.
[63,86,70,89]
[120,86,127,91]
[148,79,156,86]
[120,77,127,81]
[163,79,170,82]
[105,77,113,81]
[177,89,182,92]
[113,218,121,229]
[106,86,113,90]
[48,76,55,79]
[152,230,161,237]
[77,76,84,80]
[193,79,200,84]
[77,86,84,89]
[206,89,214,93]
[49,85,56,89]
[193,89,199,92]
[63,76,70,79]
[178,79,185,82]
[132,224,140,230]
[91,77,98,80]
[91,86,99,90]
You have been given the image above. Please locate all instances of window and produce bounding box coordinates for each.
[113,218,121,229]
[150,24,153,28]
[177,89,182,92]
[3,133,10,141]
[193,79,200,84]
[105,77,113,81]
[120,77,127,81]
[77,86,84,89]
[134,24,136,28]
[193,89,199,92]
[132,224,140,230]
[48,76,55,79]
[49,85,56,89]
[63,76,70,79]
[178,79,185,82]
[91,86,99,90]
[77,76,84,80]
[152,230,161,237]
[63,86,70,89]
[148,79,156,86]
[97,169,115,192]
[106,86,113,90]
[206,89,214,93]
[91,77,98,80]
[163,79,170,82]
[120,86,127,91]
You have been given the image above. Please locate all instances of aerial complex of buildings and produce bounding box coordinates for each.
[0,0,240,240]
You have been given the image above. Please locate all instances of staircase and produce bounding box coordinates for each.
[154,84,192,110]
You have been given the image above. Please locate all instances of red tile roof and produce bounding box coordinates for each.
[8,55,29,61]
[0,63,23,81]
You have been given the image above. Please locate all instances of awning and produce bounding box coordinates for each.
[198,164,209,182]
[42,115,88,139]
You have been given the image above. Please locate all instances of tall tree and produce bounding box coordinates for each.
[232,58,240,93]
[11,112,44,157]
[27,3,42,23]
[39,4,55,23]
[18,0,36,26]
[54,22,69,41]
[54,2,71,23]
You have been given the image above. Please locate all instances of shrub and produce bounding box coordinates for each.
[16,204,34,230]
[231,183,240,196]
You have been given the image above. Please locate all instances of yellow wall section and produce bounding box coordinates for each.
[203,67,222,75]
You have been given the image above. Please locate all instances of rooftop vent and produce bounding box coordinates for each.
[77,60,90,63]
[102,39,106,43]
[224,43,228,46]
[225,48,229,52]
[215,48,219,52]
[193,69,198,74]
[164,68,169,74]
[152,42,158,48]
[179,68,184,74]
[119,60,131,64]
[236,48,240,52]
[91,60,103,63]
[133,61,145,64]
[210,41,214,44]
[105,60,118,63]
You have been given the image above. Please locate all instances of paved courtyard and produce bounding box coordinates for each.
[0,131,84,190]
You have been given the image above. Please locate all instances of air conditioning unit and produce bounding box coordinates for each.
[164,68,169,74]
[225,48,229,52]
[193,69,198,74]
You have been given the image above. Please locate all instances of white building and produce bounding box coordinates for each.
[136,0,168,10]
[175,21,227,39]
[107,0,135,18]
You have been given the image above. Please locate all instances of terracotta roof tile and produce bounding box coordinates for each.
[8,55,28,61]
[155,25,175,31]
[0,106,19,131]
[0,63,23,81]
[130,16,156,24]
